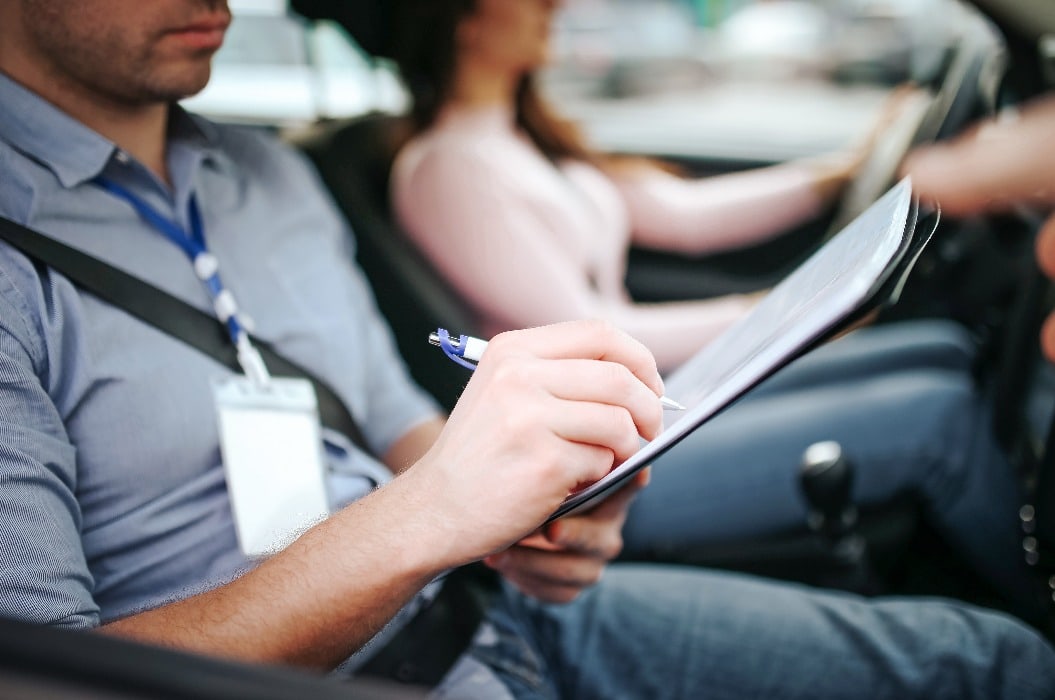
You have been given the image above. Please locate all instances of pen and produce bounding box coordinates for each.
[429,329,686,411]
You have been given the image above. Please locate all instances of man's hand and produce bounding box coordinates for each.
[904,95,1055,217]
[1037,217,1055,363]
[904,94,1055,361]
[98,322,663,669]
[484,469,651,603]
[400,320,666,572]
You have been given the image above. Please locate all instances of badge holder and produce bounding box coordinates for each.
[213,342,330,559]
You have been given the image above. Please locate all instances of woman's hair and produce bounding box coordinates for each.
[390,0,596,164]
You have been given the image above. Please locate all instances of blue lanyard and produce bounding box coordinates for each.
[95,177,270,385]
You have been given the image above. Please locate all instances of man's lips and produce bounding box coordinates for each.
[165,15,231,50]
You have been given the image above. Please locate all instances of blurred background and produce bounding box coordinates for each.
[184,0,994,166]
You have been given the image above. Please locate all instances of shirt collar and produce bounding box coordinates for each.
[0,71,231,189]
[168,105,233,176]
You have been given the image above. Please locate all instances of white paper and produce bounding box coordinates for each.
[549,177,915,521]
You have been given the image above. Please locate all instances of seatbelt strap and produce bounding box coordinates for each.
[358,563,499,687]
[0,216,370,453]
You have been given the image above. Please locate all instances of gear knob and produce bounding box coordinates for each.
[799,441,856,538]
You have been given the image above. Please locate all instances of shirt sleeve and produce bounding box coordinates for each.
[0,253,99,628]
[612,162,826,255]
[392,145,757,372]
[343,251,443,454]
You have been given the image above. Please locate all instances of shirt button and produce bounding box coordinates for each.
[114,151,131,165]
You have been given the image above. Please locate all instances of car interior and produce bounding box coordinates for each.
[3,0,1055,697]
[288,0,1054,622]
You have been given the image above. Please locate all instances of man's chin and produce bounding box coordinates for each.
[140,67,213,104]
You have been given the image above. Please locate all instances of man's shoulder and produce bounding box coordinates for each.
[0,235,51,370]
[0,140,37,225]
[190,114,313,173]
[0,145,46,304]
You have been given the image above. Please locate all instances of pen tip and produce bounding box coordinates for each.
[661,396,686,411]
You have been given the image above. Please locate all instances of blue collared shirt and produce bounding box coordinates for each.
[0,72,441,627]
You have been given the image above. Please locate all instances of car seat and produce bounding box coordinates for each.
[286,1,1050,627]
[292,114,482,412]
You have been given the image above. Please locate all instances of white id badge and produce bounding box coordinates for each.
[213,376,330,558]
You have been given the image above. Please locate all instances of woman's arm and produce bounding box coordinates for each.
[611,158,842,255]
[613,86,926,255]
[393,147,757,372]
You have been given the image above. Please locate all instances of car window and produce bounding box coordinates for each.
[181,5,406,128]
[542,0,983,164]
[184,0,993,165]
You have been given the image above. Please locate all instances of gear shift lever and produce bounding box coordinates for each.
[799,441,876,593]
[800,441,858,541]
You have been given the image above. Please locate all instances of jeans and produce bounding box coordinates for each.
[622,320,1035,610]
[432,565,1055,699]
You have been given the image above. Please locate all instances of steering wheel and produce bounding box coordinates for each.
[825,88,934,234]
[825,13,1003,236]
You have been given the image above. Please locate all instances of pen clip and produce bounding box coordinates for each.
[434,328,478,371]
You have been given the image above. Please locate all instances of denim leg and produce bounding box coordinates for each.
[624,367,1031,610]
[745,319,978,400]
[436,566,1055,700]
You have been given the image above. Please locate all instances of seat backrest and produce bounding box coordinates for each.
[292,113,482,411]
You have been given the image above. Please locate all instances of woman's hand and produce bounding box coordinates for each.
[806,84,926,203]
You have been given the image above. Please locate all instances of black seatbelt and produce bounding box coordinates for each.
[0,216,369,452]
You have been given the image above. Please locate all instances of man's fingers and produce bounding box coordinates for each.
[479,353,665,444]
[1041,218,1055,365]
[1036,214,1055,279]
[545,468,651,555]
[543,359,665,440]
[573,468,650,524]
[1042,314,1055,365]
[906,95,1055,216]
[483,468,654,602]
[489,546,606,593]
[485,321,665,400]
[548,400,646,465]
[516,532,563,552]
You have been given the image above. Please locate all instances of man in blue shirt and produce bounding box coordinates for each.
[0,1,1052,697]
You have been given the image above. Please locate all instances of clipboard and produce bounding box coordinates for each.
[547,177,937,523]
